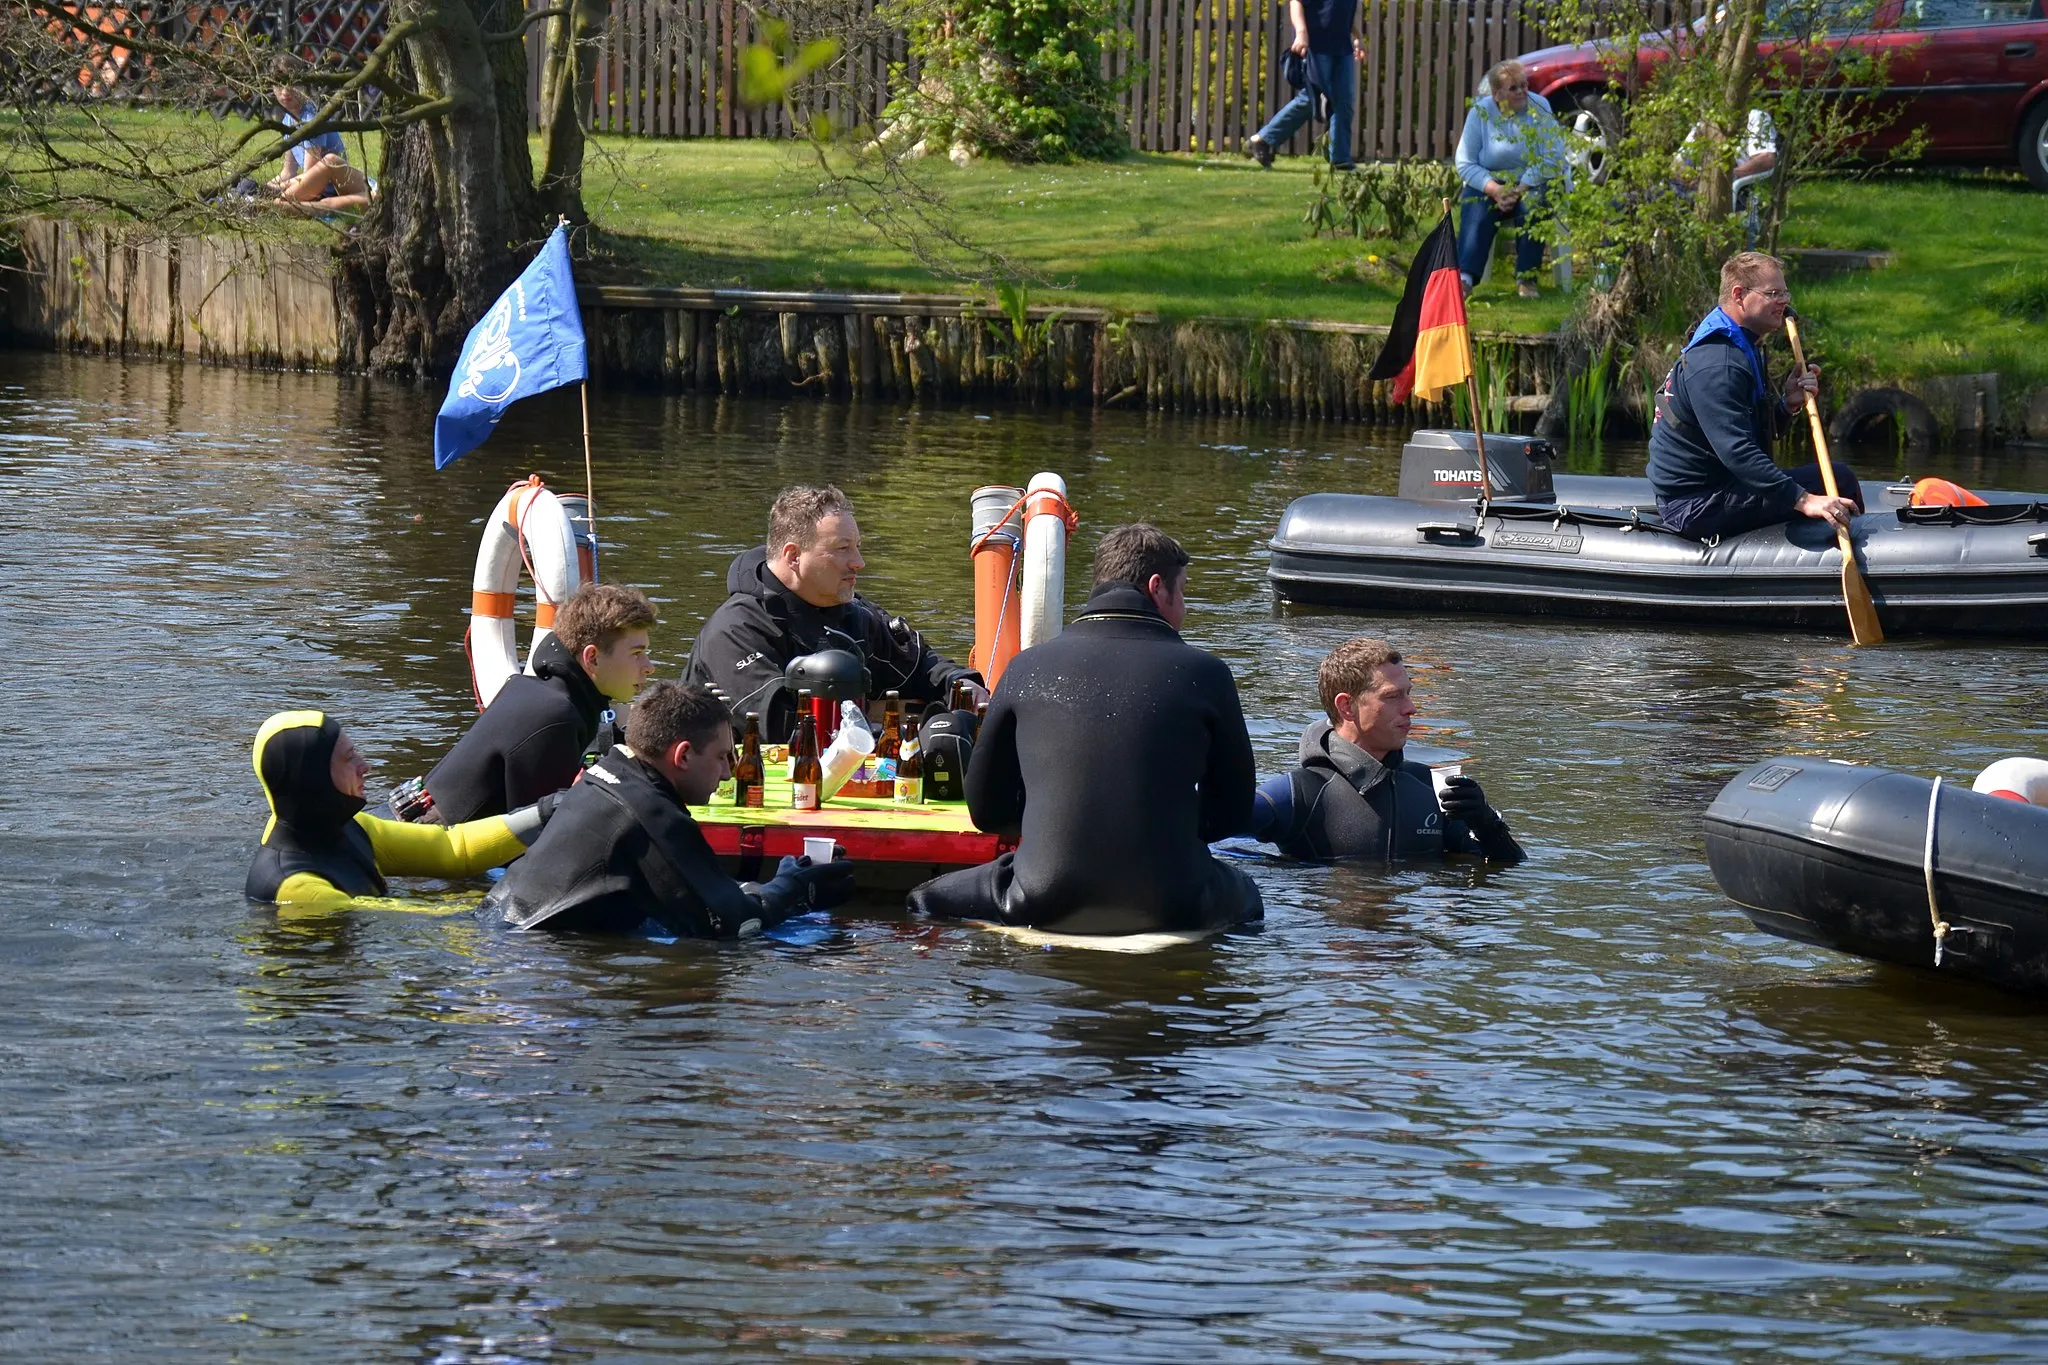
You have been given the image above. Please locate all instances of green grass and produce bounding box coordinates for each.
[1775,171,2048,391]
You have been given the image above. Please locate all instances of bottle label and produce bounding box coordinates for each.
[894,776,923,804]
[792,782,820,810]
[738,782,764,808]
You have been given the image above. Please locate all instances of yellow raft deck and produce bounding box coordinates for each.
[691,770,1008,890]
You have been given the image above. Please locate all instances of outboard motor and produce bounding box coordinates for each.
[784,649,870,703]
[1396,430,1557,504]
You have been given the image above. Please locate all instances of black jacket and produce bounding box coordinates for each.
[1647,326,1797,515]
[682,547,975,742]
[957,581,1257,927]
[1254,721,1521,863]
[425,633,609,824]
[482,746,776,938]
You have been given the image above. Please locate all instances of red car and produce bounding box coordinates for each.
[1514,0,2048,187]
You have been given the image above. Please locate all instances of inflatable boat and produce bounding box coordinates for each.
[1705,756,2048,995]
[1268,431,2048,637]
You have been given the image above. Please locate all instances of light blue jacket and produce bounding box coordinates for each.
[1455,92,1568,193]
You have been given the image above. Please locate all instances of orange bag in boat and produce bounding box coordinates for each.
[1909,477,1988,508]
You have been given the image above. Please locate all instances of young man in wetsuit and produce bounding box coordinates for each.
[418,583,657,824]
[1648,251,1862,541]
[248,711,555,909]
[683,485,983,743]
[483,681,856,939]
[907,524,1263,936]
[1251,637,1523,864]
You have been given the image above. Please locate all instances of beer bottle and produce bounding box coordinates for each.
[878,690,902,762]
[791,711,822,811]
[734,712,766,809]
[950,679,973,713]
[894,738,924,804]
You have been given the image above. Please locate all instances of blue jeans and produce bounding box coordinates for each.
[1254,50,1357,166]
[1457,185,1547,284]
[1658,462,1865,540]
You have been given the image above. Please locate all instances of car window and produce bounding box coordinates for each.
[1905,0,2037,25]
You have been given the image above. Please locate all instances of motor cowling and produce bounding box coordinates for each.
[1396,430,1557,503]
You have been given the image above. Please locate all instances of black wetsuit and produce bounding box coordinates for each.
[907,582,1263,935]
[1252,720,1523,863]
[481,745,784,939]
[683,547,976,743]
[247,712,382,900]
[425,633,610,824]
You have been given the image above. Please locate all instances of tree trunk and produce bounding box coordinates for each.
[1698,0,1763,222]
[336,0,540,376]
[537,0,610,222]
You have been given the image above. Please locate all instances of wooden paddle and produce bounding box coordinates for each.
[1784,314,1884,646]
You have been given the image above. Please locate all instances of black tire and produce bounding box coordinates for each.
[1553,89,1623,184]
[2018,100,2048,192]
[1828,386,1938,452]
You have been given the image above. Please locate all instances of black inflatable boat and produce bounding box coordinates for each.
[1706,756,2048,994]
[1268,431,2048,637]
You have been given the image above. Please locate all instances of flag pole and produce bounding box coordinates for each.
[1442,198,1491,514]
[564,215,599,580]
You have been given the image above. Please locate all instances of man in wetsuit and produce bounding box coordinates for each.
[683,485,982,742]
[483,681,855,939]
[419,584,657,824]
[1648,251,1861,541]
[248,711,554,909]
[907,524,1263,936]
[1251,637,1523,863]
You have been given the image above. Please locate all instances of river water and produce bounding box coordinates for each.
[6,349,2048,1361]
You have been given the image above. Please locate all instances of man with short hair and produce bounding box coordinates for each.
[907,523,1263,936]
[420,583,658,824]
[1251,637,1523,863]
[684,484,981,742]
[483,681,854,938]
[1245,0,1367,170]
[1648,251,1862,541]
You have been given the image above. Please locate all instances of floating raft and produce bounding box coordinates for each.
[692,770,1008,890]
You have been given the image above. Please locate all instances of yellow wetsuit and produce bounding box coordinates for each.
[247,710,547,909]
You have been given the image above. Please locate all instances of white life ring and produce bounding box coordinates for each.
[468,475,582,710]
[1973,757,2048,806]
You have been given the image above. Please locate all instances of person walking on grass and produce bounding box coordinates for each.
[1246,0,1367,172]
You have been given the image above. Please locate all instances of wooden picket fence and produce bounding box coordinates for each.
[553,0,1698,160]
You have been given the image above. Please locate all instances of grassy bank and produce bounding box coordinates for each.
[9,109,2048,390]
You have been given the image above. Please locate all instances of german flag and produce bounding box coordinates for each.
[1367,212,1471,404]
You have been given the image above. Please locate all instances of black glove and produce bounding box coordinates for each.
[1436,775,1500,829]
[747,853,857,921]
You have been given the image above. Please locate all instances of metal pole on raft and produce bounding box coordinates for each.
[579,381,598,583]
[1019,473,1071,652]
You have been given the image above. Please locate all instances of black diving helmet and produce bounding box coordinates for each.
[784,648,870,703]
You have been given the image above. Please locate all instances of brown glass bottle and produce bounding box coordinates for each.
[791,711,822,811]
[734,713,766,808]
[877,691,902,761]
[949,679,974,713]
[894,738,924,804]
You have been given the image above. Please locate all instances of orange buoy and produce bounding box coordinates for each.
[1909,477,1988,508]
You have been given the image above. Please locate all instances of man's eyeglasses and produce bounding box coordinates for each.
[1743,286,1792,301]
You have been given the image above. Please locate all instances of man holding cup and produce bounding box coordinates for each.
[1249,637,1524,863]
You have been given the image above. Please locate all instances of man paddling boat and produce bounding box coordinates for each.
[1648,251,1862,541]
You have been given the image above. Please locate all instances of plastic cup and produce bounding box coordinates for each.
[1430,764,1462,797]
[803,836,837,866]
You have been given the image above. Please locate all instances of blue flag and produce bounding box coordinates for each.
[434,224,587,470]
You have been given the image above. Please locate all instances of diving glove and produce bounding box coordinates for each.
[744,853,858,924]
[1435,775,1499,829]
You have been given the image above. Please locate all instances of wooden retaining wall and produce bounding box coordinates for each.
[0,221,1560,423]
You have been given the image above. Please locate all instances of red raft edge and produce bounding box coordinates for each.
[696,821,1011,867]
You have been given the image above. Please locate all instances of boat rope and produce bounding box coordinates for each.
[1923,776,1951,967]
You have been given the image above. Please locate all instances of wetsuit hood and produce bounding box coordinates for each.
[728,544,775,597]
[1298,718,1399,792]
[253,710,366,842]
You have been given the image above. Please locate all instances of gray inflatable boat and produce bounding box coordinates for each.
[1268,431,2048,637]
[1706,756,2048,994]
